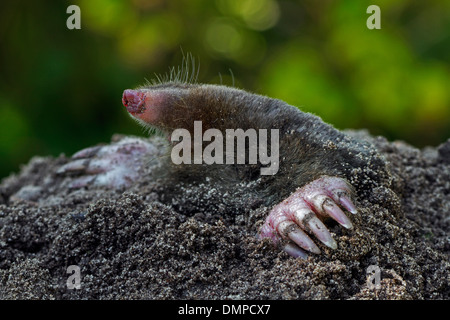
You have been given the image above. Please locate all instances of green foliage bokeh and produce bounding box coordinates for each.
[0,0,449,179]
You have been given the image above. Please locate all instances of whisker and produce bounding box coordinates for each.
[229,68,235,87]
[146,51,201,86]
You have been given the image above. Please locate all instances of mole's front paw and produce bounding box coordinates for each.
[259,176,357,258]
[57,137,158,189]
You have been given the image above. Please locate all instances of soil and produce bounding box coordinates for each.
[0,131,448,300]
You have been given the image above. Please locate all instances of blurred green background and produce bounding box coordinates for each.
[0,0,449,179]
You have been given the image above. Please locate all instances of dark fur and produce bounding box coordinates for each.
[144,83,392,215]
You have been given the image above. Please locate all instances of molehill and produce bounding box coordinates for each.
[0,131,448,299]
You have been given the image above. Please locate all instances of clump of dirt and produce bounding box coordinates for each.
[0,132,448,299]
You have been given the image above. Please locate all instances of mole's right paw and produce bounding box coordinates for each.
[259,176,357,258]
[57,137,159,189]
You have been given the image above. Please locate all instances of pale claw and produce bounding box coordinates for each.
[283,243,308,259]
[322,200,353,229]
[57,137,159,189]
[68,175,96,189]
[338,195,358,214]
[57,159,90,174]
[278,220,321,254]
[72,146,103,159]
[306,216,337,250]
[259,175,357,258]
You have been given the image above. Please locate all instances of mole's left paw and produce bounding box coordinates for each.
[57,137,158,189]
[259,176,357,258]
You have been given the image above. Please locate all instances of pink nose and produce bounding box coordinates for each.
[122,89,146,114]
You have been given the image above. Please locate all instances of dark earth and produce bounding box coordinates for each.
[0,130,448,299]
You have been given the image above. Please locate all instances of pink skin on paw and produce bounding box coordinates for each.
[57,137,159,189]
[259,176,357,258]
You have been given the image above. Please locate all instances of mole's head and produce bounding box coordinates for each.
[122,82,250,134]
[122,83,188,131]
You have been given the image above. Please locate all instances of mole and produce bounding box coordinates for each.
[58,64,393,259]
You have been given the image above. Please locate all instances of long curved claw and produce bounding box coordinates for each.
[57,159,89,174]
[322,199,353,229]
[338,194,358,214]
[72,146,103,159]
[278,220,321,254]
[290,202,337,250]
[283,243,308,259]
[305,216,337,249]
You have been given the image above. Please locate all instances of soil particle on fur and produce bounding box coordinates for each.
[0,132,448,299]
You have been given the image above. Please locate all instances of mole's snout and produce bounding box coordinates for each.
[122,89,146,114]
